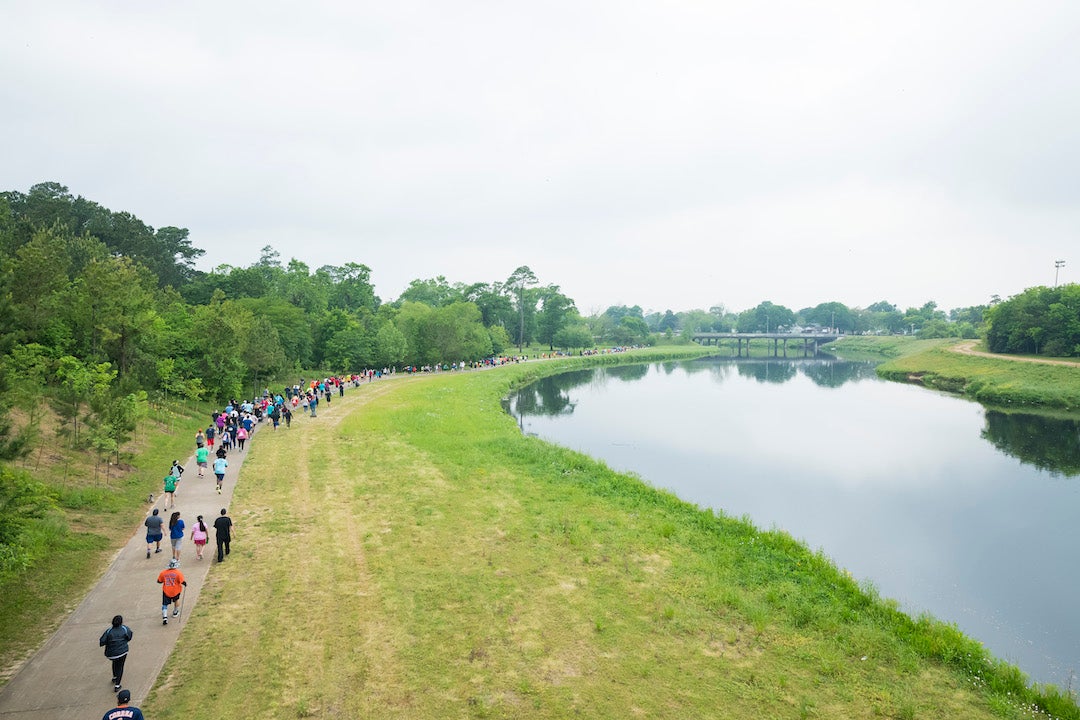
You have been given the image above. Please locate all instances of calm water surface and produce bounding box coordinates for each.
[505,358,1080,688]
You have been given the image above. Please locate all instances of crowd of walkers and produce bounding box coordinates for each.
[98,376,363,714]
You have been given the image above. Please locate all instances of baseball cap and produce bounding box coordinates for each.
[117,689,131,703]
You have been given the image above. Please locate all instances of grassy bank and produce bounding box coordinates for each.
[0,399,214,680]
[147,348,1076,719]
[829,337,1080,411]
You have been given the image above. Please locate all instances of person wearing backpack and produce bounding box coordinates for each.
[190,515,209,560]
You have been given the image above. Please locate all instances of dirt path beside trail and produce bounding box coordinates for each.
[951,340,1080,368]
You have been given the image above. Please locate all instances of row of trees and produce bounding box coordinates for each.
[984,284,1080,356]
[636,300,987,340]
[2,181,1074,468]
[0,184,606,414]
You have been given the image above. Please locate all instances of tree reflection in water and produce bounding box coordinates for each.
[982,410,1080,478]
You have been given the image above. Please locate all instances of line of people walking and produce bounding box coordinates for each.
[96,379,348,716]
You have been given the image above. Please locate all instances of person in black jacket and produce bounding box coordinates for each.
[99,614,133,691]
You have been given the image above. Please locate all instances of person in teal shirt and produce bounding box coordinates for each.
[213,456,228,494]
[163,474,178,510]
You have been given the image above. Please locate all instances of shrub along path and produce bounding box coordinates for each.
[0,391,333,720]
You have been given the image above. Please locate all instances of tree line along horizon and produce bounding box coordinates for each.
[0,181,1077,460]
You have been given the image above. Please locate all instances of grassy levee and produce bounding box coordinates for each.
[0,399,215,682]
[147,348,1077,720]
[830,337,1080,411]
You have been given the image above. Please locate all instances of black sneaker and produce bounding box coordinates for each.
[173,608,179,617]
[146,550,150,559]
[114,683,121,691]
[162,618,168,625]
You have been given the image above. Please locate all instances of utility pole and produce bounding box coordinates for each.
[1055,260,1065,287]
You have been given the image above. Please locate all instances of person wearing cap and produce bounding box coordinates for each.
[102,688,144,720]
[98,614,132,692]
[156,559,186,625]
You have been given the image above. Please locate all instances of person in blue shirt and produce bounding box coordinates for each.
[102,689,143,720]
[213,456,228,494]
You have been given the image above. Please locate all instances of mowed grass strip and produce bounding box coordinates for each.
[145,355,1073,719]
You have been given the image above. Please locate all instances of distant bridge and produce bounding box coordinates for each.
[692,332,844,357]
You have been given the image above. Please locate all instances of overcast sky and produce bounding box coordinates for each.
[3,2,1077,315]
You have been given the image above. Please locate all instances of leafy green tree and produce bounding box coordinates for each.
[0,196,16,259]
[279,259,329,315]
[0,467,54,572]
[151,226,204,288]
[736,301,795,333]
[985,284,1080,356]
[394,302,436,366]
[858,301,904,334]
[323,262,379,313]
[677,309,720,335]
[553,324,594,350]
[54,356,116,448]
[657,310,678,333]
[799,301,854,332]
[507,266,539,349]
[464,282,515,328]
[86,390,148,468]
[9,227,72,344]
[397,276,463,307]
[0,344,50,459]
[536,286,577,350]
[70,256,160,381]
[236,297,313,368]
[902,301,947,333]
[918,319,956,339]
[488,324,513,355]
[243,315,287,388]
[613,316,650,345]
[431,303,493,362]
[393,301,492,365]
[372,321,408,368]
[190,293,249,400]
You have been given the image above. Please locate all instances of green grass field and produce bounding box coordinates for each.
[829,337,1080,411]
[141,350,1077,719]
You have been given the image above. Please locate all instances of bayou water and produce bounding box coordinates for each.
[505,357,1080,689]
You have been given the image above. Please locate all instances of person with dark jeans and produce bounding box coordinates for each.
[99,614,132,691]
[214,507,234,562]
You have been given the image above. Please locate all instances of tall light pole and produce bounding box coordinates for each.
[1055,260,1065,287]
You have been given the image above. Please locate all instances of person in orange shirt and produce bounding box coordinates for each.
[156,559,187,625]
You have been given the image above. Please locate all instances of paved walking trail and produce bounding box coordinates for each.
[0,406,287,719]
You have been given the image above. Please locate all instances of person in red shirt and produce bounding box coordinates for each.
[156,559,186,625]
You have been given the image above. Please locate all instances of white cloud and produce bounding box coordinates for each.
[2,1,1077,310]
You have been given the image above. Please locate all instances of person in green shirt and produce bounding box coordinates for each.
[195,445,209,477]
[163,474,178,510]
